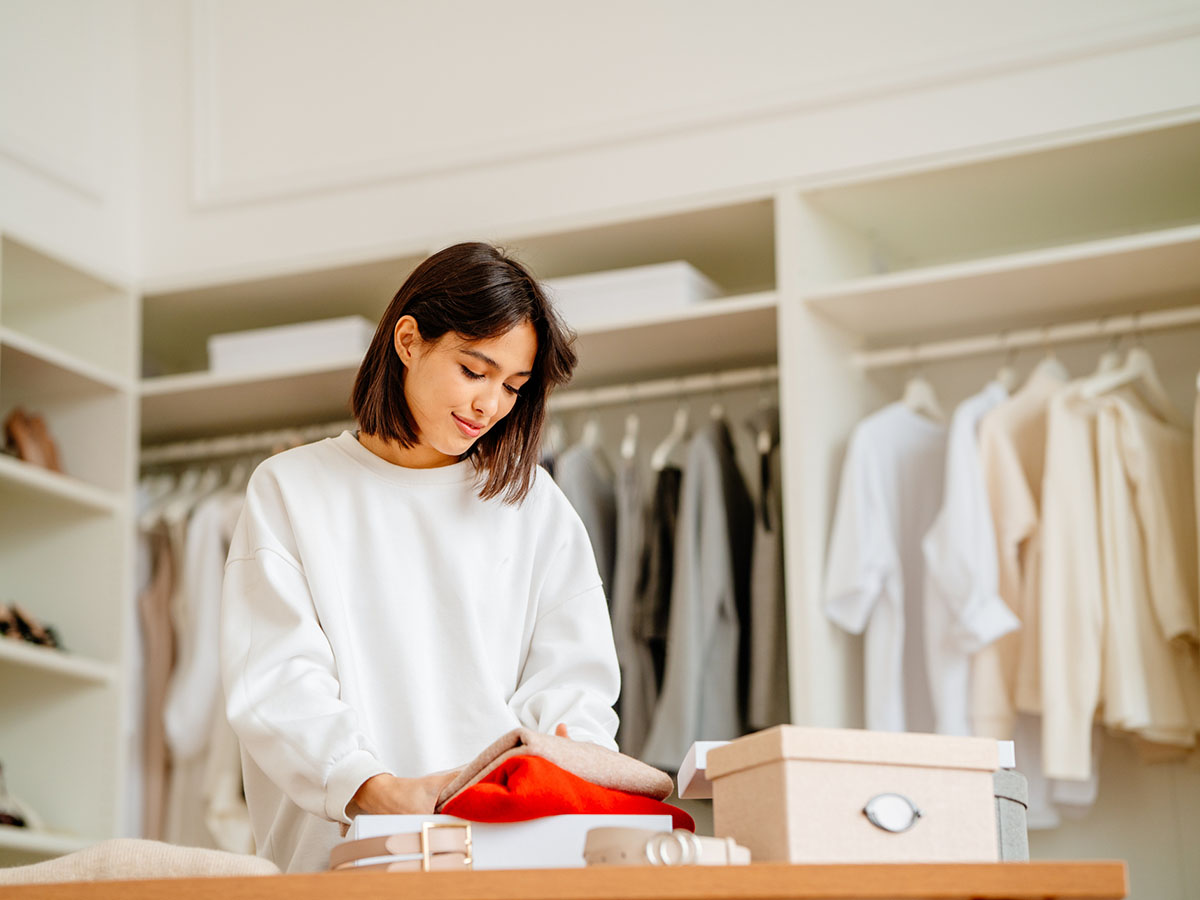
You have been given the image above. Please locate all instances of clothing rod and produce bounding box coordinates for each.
[139,419,356,466]
[549,364,779,412]
[852,305,1200,370]
[139,364,780,465]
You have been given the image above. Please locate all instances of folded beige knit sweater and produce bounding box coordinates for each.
[0,838,280,885]
[435,727,675,810]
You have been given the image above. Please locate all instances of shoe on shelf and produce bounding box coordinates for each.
[1,603,62,650]
[0,763,44,831]
[2,407,64,474]
[0,605,21,642]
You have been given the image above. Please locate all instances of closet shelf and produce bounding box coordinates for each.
[141,357,363,444]
[0,640,117,685]
[139,291,780,441]
[0,824,96,858]
[0,328,133,394]
[0,455,122,515]
[804,224,1200,344]
[571,290,778,388]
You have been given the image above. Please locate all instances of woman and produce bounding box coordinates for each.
[220,243,620,873]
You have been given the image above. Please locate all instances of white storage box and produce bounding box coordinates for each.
[342,813,672,870]
[706,726,1000,864]
[207,315,376,374]
[544,261,720,331]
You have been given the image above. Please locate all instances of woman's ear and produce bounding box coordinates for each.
[393,315,420,364]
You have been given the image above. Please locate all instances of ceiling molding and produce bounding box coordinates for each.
[189,0,1200,209]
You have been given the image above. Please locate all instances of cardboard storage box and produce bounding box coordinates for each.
[707,726,1000,864]
[544,261,720,331]
[207,315,376,374]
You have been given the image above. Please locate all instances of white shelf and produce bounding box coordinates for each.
[0,824,96,858]
[0,327,133,394]
[1,236,134,382]
[139,292,780,442]
[141,357,362,443]
[0,640,117,685]
[569,290,779,388]
[804,225,1200,344]
[0,454,122,515]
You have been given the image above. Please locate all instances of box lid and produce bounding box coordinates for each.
[676,740,730,800]
[706,726,1000,780]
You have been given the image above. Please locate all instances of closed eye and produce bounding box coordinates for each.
[460,364,484,380]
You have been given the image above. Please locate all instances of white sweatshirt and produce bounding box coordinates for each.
[220,431,620,872]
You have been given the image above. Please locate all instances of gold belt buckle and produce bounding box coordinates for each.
[420,821,473,872]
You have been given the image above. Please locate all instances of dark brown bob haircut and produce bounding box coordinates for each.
[351,241,577,504]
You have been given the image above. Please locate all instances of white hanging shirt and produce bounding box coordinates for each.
[922,382,1019,736]
[824,403,947,733]
[1096,394,1200,746]
[1039,383,1107,781]
[973,370,1065,737]
[220,432,620,873]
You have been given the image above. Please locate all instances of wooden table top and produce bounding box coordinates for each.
[2,860,1128,900]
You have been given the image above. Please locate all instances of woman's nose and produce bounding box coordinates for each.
[473,383,502,419]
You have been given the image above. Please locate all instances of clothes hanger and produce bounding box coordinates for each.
[1080,322,1184,426]
[650,404,690,472]
[545,419,567,457]
[901,374,945,423]
[580,417,602,449]
[223,456,253,493]
[900,350,945,423]
[1093,329,1122,375]
[993,333,1018,392]
[138,467,199,530]
[620,412,639,462]
[745,403,779,456]
[1022,327,1070,388]
[160,464,224,526]
[708,376,726,421]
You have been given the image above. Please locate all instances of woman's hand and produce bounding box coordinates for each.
[350,768,461,816]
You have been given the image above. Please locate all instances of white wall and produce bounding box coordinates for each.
[0,0,140,281]
[137,0,1200,288]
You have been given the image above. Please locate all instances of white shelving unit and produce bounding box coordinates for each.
[776,116,1200,900]
[0,234,137,866]
[139,289,779,443]
[139,198,780,443]
[132,116,1200,897]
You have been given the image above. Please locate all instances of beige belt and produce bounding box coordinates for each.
[584,827,751,867]
[330,822,473,872]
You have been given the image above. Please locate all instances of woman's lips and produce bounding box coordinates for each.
[452,413,483,438]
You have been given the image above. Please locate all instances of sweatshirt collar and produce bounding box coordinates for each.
[332,431,479,485]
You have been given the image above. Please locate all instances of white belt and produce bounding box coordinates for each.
[584,827,751,867]
[330,822,473,872]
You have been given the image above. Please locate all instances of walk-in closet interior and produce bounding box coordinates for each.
[2,2,1199,897]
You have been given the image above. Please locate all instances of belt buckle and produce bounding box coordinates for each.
[421,821,473,872]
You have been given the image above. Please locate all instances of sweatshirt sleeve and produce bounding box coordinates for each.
[506,480,620,750]
[220,472,389,825]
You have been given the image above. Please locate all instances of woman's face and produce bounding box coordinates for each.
[396,316,537,466]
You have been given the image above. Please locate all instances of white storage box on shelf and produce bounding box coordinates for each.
[206,315,376,375]
[544,261,721,331]
[703,726,1002,864]
[341,813,673,870]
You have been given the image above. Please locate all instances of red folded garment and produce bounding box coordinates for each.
[440,754,695,832]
